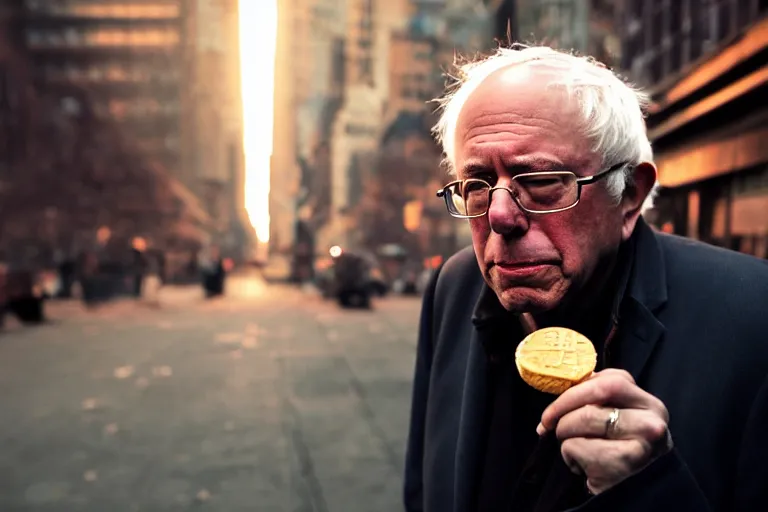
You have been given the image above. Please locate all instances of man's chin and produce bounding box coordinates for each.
[493,284,566,314]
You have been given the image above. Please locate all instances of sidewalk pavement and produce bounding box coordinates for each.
[0,285,206,331]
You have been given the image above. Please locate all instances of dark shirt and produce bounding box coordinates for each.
[474,239,636,512]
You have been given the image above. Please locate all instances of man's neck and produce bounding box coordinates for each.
[532,252,620,338]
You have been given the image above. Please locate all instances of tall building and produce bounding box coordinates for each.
[270,0,305,254]
[620,0,768,258]
[487,0,518,41]
[514,0,590,50]
[0,0,36,259]
[319,0,417,251]
[386,30,439,119]
[0,0,222,270]
[488,0,621,66]
[443,0,495,51]
[270,0,495,270]
[182,0,251,258]
[22,0,186,183]
[295,0,346,159]
[382,1,493,253]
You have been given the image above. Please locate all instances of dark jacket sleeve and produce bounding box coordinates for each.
[568,449,712,512]
[403,264,443,512]
[571,375,768,512]
[734,375,768,510]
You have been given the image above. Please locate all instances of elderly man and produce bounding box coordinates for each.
[403,46,768,512]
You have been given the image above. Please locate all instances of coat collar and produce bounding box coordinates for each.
[612,218,668,379]
[624,217,668,312]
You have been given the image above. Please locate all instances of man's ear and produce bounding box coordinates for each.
[621,162,657,240]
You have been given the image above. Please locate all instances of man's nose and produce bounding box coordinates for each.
[487,188,529,237]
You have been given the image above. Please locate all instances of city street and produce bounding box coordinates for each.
[0,276,422,511]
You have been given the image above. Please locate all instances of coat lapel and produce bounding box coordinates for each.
[613,219,669,380]
[615,299,666,380]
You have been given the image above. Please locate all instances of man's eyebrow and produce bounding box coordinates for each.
[460,158,569,176]
[460,163,492,176]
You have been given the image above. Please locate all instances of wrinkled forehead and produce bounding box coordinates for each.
[458,61,585,123]
[454,62,598,170]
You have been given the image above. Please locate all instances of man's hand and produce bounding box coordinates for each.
[537,369,673,495]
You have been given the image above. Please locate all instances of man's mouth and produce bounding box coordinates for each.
[495,260,559,268]
[492,260,559,278]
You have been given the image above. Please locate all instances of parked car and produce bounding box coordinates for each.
[368,266,389,297]
[320,249,374,308]
[334,252,373,308]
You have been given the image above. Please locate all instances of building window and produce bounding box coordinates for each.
[362,0,373,18]
[105,63,128,81]
[28,27,180,48]
[65,65,79,80]
[88,66,102,81]
[64,27,80,45]
[60,97,81,117]
[27,30,42,46]
[622,0,768,88]
[359,57,372,78]
[26,2,180,19]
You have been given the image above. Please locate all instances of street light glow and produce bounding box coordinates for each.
[239,0,276,243]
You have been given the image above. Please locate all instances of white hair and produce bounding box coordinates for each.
[432,45,658,212]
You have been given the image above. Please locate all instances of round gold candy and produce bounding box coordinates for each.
[514,327,597,395]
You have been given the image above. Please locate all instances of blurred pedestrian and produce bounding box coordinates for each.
[200,246,225,298]
[142,253,163,308]
[130,241,147,298]
[77,250,99,306]
[404,45,768,512]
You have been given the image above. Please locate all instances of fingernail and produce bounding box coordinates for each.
[536,423,546,436]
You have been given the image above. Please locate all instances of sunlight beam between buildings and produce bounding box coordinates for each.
[239,0,277,243]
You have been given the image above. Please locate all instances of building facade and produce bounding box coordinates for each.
[488,1,768,259]
[320,0,413,253]
[489,0,622,66]
[0,0,213,271]
[270,0,303,255]
[270,0,497,278]
[621,0,768,258]
[0,0,260,276]
[181,0,252,259]
[22,0,187,183]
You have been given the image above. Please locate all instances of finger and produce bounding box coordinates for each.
[587,368,635,385]
[561,437,646,494]
[555,405,670,444]
[539,371,666,433]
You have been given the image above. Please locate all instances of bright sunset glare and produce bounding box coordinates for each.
[239,0,277,243]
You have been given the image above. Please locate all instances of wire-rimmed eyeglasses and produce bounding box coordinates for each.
[436,161,630,218]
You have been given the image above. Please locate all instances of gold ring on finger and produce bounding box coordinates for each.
[606,408,620,438]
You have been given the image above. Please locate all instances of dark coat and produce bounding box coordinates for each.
[404,219,768,511]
